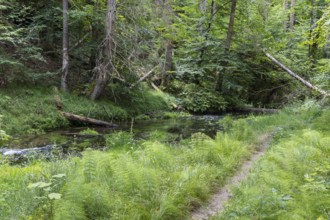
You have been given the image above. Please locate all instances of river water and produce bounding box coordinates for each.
[0,115,226,158]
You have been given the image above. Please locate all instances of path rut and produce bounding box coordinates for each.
[191,134,272,220]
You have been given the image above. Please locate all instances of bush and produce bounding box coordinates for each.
[179,84,227,113]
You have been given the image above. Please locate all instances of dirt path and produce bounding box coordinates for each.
[191,134,272,220]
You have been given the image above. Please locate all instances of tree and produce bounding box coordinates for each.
[284,0,289,31]
[289,0,296,31]
[153,0,174,88]
[90,0,116,100]
[225,0,238,50]
[61,0,69,91]
[216,0,238,92]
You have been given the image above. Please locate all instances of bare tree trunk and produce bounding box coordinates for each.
[198,0,207,32]
[263,0,270,26]
[216,0,237,91]
[264,50,329,97]
[89,0,101,70]
[90,0,116,100]
[61,111,118,127]
[211,0,216,19]
[225,0,237,50]
[61,0,69,91]
[284,0,288,31]
[289,0,296,31]
[161,40,173,87]
[308,0,317,62]
[160,0,173,87]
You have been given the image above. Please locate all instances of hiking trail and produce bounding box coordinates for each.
[191,134,272,220]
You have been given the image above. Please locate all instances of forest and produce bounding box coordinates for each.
[0,0,329,219]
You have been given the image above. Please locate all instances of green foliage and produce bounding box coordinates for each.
[0,87,129,134]
[175,83,227,113]
[0,113,268,219]
[0,0,50,84]
[53,129,251,220]
[110,84,171,115]
[312,109,330,132]
[217,128,330,220]
[1,103,328,219]
[79,128,99,136]
[0,115,10,146]
[105,131,135,150]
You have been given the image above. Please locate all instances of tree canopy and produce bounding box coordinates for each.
[0,0,329,112]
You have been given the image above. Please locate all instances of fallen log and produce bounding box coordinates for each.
[263,50,330,97]
[60,111,118,127]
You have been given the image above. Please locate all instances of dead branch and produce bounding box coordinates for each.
[129,66,157,90]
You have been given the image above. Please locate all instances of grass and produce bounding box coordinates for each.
[0,130,254,219]
[0,113,263,220]
[0,86,170,135]
[215,108,330,219]
[0,101,328,219]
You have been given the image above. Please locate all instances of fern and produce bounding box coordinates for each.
[83,150,97,184]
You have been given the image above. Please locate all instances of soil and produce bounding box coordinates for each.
[191,134,272,220]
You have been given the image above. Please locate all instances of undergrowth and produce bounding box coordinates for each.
[0,102,328,219]
[0,86,171,135]
[0,114,263,220]
[216,108,330,219]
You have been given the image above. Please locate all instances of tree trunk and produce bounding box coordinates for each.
[216,0,237,91]
[161,40,173,87]
[263,0,270,26]
[264,50,329,97]
[211,0,216,20]
[61,111,118,127]
[225,0,237,50]
[89,1,102,70]
[61,0,69,92]
[289,0,296,31]
[198,0,207,32]
[199,0,216,63]
[284,0,289,31]
[160,0,173,87]
[308,0,317,63]
[90,0,116,100]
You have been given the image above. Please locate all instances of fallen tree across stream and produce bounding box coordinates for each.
[60,111,118,127]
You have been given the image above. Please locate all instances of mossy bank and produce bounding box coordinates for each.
[0,86,171,135]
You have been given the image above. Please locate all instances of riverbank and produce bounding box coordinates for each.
[0,87,171,135]
[1,103,328,219]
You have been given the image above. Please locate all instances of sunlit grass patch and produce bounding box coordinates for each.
[216,127,330,220]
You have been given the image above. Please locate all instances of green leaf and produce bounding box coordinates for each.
[48,193,61,200]
[38,182,52,188]
[27,182,52,189]
[52,173,66,178]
